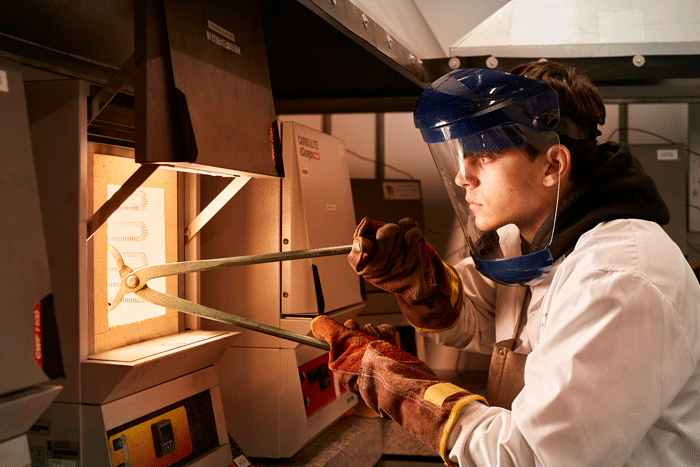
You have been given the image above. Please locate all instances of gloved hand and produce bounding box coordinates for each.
[311,315,486,465]
[343,319,400,347]
[348,217,464,332]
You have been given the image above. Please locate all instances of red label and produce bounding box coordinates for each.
[297,134,320,161]
[33,302,43,368]
[269,123,276,165]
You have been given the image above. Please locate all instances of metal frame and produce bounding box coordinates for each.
[422,55,700,102]
[299,0,431,85]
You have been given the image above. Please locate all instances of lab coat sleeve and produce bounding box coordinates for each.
[421,256,499,354]
[444,264,696,466]
[423,224,522,353]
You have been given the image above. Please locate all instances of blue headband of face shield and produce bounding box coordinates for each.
[473,248,554,286]
[414,68,560,145]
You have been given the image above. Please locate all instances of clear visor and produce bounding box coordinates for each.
[428,124,561,263]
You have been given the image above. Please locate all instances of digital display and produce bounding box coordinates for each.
[160,422,174,442]
[151,419,176,457]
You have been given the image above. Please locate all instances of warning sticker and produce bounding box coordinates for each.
[207,20,235,42]
[47,440,79,461]
[382,181,421,200]
[206,30,241,55]
[657,149,679,161]
[233,454,252,467]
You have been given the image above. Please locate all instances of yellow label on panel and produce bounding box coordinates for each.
[108,405,192,467]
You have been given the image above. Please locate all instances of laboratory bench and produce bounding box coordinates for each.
[248,413,442,467]
[248,369,488,467]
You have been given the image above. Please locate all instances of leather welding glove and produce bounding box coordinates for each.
[311,315,487,465]
[343,318,400,347]
[348,217,464,332]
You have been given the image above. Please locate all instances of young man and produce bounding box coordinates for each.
[311,61,700,466]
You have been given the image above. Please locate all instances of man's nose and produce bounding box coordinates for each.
[455,168,477,188]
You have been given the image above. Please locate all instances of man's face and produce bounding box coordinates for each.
[455,147,549,241]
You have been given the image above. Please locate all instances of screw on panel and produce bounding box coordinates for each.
[486,56,499,69]
[387,35,393,49]
[448,57,461,70]
[633,55,645,67]
[362,14,369,29]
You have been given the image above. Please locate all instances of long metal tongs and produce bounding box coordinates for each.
[107,244,355,351]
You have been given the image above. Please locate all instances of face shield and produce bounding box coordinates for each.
[414,68,562,286]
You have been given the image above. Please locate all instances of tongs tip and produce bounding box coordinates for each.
[107,244,135,312]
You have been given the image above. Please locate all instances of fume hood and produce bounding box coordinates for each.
[2,0,698,114]
[0,0,437,116]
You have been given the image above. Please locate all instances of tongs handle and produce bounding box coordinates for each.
[138,244,353,283]
[137,287,330,351]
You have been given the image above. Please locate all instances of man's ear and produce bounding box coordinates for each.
[542,144,571,187]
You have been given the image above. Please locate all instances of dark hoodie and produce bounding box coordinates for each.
[530,142,670,260]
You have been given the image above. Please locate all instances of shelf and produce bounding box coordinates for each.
[82,330,239,404]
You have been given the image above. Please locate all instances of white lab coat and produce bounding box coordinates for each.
[426,219,700,467]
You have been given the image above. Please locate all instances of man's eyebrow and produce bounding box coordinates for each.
[464,150,499,159]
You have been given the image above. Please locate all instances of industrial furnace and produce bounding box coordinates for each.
[200,121,364,458]
[25,122,240,466]
[18,0,285,463]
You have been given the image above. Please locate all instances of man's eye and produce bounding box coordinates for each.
[464,152,494,165]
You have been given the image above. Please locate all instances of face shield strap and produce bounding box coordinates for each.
[546,160,562,248]
[556,117,601,140]
[530,154,563,252]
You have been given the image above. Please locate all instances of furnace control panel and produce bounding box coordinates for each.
[108,406,192,467]
[106,388,221,467]
[298,353,346,417]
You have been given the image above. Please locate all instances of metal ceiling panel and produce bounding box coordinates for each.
[451,0,700,58]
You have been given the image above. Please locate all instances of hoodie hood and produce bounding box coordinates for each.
[531,142,670,260]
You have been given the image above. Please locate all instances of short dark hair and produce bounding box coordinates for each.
[509,61,606,183]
